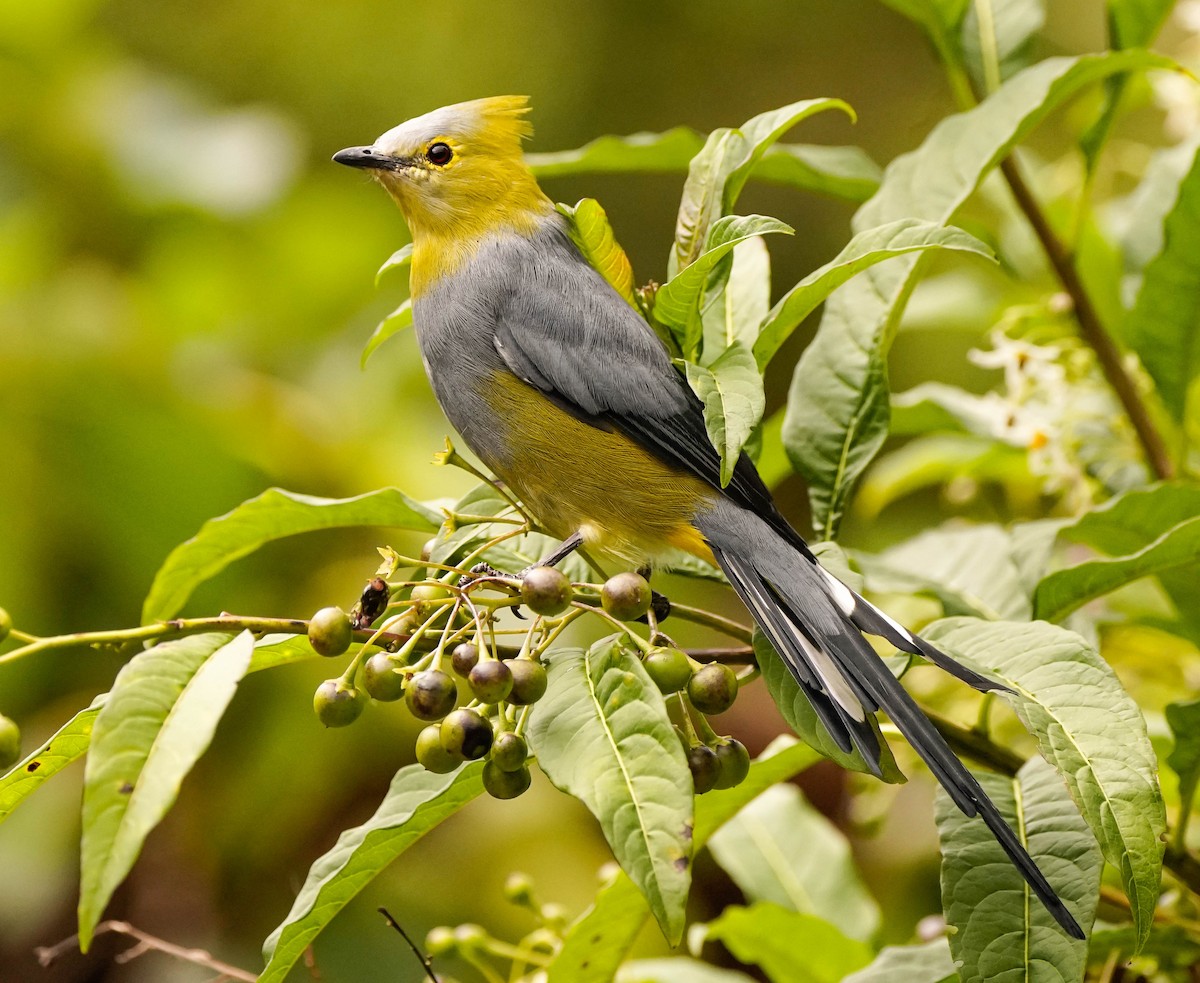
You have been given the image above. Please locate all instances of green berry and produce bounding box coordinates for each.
[416,723,460,773]
[425,926,456,956]
[454,923,488,950]
[420,538,437,563]
[440,708,493,760]
[520,566,573,617]
[504,658,548,705]
[687,744,720,794]
[0,715,20,770]
[0,608,11,645]
[468,660,513,704]
[410,583,452,621]
[405,669,458,720]
[450,642,480,677]
[313,680,366,727]
[642,646,692,693]
[490,732,528,772]
[713,738,751,789]
[601,572,652,622]
[308,606,353,657]
[483,760,532,799]
[362,652,405,701]
[687,663,738,715]
[503,871,535,905]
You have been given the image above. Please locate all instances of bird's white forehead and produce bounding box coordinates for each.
[373,104,478,155]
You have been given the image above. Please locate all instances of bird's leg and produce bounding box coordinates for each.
[534,531,585,569]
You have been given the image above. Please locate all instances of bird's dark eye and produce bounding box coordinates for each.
[427,142,453,166]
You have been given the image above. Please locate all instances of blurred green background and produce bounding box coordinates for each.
[0,1,1137,979]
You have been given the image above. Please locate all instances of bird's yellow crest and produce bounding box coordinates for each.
[343,96,552,295]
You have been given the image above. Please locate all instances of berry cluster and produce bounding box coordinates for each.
[306,555,753,799]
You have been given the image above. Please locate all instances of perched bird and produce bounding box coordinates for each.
[334,96,1085,939]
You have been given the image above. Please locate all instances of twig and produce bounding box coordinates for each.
[685,645,756,664]
[35,920,256,981]
[0,615,409,668]
[378,908,438,982]
[999,155,1174,480]
[666,602,754,644]
[929,711,1025,774]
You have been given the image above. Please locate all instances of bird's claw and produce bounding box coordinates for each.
[458,561,506,588]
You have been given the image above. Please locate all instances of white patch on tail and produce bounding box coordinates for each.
[819,565,857,617]
[792,624,864,721]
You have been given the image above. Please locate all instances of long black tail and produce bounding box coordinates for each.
[698,515,1084,939]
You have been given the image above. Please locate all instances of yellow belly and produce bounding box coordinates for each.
[481,370,716,565]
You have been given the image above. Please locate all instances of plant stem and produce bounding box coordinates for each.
[36,920,256,981]
[666,603,754,644]
[999,155,1174,480]
[0,615,405,668]
[685,645,756,664]
[929,709,1024,774]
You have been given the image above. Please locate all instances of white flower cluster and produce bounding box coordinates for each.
[968,325,1145,510]
[1153,2,1200,141]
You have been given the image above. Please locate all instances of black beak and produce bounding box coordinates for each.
[332,146,400,170]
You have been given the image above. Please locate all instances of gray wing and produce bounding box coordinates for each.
[489,222,805,551]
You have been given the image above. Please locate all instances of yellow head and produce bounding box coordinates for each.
[334,96,552,291]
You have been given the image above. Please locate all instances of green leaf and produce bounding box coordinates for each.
[1166,698,1200,835]
[701,903,872,983]
[755,631,905,781]
[682,342,766,487]
[962,0,1045,95]
[78,631,253,949]
[617,958,755,983]
[702,237,771,356]
[782,51,1175,541]
[1112,136,1200,303]
[1108,0,1174,48]
[747,143,881,202]
[530,127,705,175]
[557,198,637,306]
[856,434,1026,520]
[1034,484,1200,621]
[0,695,105,825]
[866,522,1055,620]
[708,784,879,941]
[924,617,1165,949]
[1122,141,1200,424]
[657,214,792,356]
[842,939,957,983]
[529,127,880,201]
[527,638,693,943]
[247,632,323,673]
[754,219,994,369]
[142,487,441,623]
[672,99,853,273]
[879,0,970,41]
[936,756,1099,982]
[259,762,484,982]
[1,632,349,829]
[548,872,650,983]
[361,297,412,368]
[374,242,412,285]
[878,0,970,78]
[547,736,822,983]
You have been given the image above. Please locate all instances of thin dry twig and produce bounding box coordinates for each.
[378,907,438,982]
[35,920,257,982]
